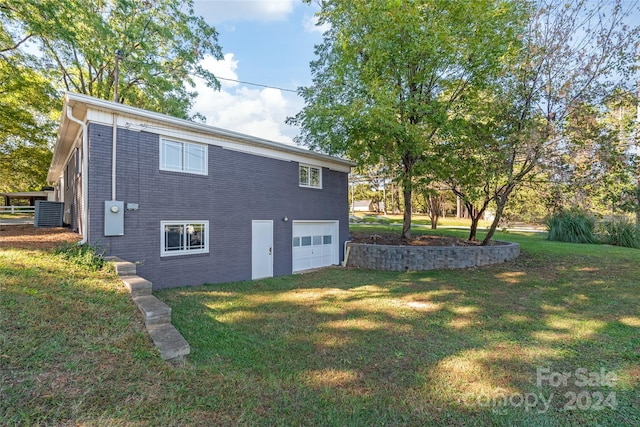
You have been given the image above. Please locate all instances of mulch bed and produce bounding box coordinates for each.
[349,231,493,246]
[0,224,81,250]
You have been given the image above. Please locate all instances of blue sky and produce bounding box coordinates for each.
[191,1,326,144]
[191,1,640,146]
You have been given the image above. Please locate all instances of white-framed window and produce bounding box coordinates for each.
[160,138,207,175]
[161,221,209,257]
[299,164,322,189]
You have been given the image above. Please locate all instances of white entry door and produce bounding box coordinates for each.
[292,221,339,272]
[252,220,273,280]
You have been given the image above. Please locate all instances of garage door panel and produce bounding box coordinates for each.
[292,221,338,272]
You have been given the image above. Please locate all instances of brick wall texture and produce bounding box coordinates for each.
[85,123,349,289]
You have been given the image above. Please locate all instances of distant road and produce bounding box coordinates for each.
[0,217,34,225]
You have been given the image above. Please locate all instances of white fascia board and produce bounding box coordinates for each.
[48,100,86,182]
[65,92,354,173]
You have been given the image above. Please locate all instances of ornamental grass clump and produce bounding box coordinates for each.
[545,209,599,244]
[599,218,640,249]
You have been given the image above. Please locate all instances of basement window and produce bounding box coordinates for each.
[161,221,208,257]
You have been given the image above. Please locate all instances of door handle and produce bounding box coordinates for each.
[269,246,272,255]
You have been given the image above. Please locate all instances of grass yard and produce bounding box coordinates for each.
[360,213,495,229]
[1,226,639,426]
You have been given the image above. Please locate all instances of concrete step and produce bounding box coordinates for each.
[106,256,190,362]
[147,323,191,361]
[105,256,137,276]
[133,295,171,327]
[121,275,152,297]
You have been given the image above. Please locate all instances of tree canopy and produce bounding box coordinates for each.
[0,43,57,191]
[292,0,639,241]
[0,0,223,191]
[289,0,526,239]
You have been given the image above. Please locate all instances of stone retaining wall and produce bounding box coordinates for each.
[345,241,519,271]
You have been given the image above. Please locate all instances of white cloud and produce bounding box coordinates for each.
[194,0,294,23]
[302,12,330,34]
[191,54,302,145]
[201,53,240,89]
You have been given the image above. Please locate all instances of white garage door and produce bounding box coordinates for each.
[292,221,339,272]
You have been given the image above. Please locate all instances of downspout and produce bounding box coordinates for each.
[112,113,117,200]
[342,240,351,267]
[66,106,89,245]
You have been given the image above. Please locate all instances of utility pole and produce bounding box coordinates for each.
[114,49,123,102]
[350,182,354,215]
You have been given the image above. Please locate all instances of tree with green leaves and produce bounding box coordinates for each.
[496,174,557,224]
[437,88,519,241]
[1,0,222,117]
[1,0,222,191]
[413,184,449,229]
[553,94,637,217]
[289,0,523,239]
[0,28,58,191]
[440,0,639,244]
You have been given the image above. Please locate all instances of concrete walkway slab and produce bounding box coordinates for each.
[121,275,152,297]
[148,324,190,361]
[133,295,172,327]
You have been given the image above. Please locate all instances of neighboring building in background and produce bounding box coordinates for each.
[47,92,353,289]
[351,199,374,212]
[1,190,55,207]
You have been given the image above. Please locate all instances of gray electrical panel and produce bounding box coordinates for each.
[104,200,124,236]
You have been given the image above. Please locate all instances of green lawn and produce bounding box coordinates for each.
[356,213,495,228]
[1,228,639,426]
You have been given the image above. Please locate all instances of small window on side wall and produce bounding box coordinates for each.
[161,221,209,257]
[299,164,322,189]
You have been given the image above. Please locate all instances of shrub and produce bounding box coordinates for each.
[54,242,106,270]
[545,209,599,244]
[599,218,640,249]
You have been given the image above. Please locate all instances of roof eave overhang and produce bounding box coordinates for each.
[47,92,355,183]
[47,96,88,182]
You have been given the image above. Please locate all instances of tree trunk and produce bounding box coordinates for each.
[482,202,504,245]
[394,186,402,213]
[427,193,442,229]
[469,215,480,241]
[390,183,395,214]
[465,201,488,242]
[382,184,387,215]
[400,154,416,240]
[402,187,412,240]
[481,185,515,245]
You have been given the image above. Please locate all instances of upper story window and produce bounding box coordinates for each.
[160,138,207,175]
[299,164,322,189]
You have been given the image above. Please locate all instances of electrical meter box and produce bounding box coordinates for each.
[104,200,124,236]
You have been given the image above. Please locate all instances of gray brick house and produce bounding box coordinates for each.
[48,92,353,289]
